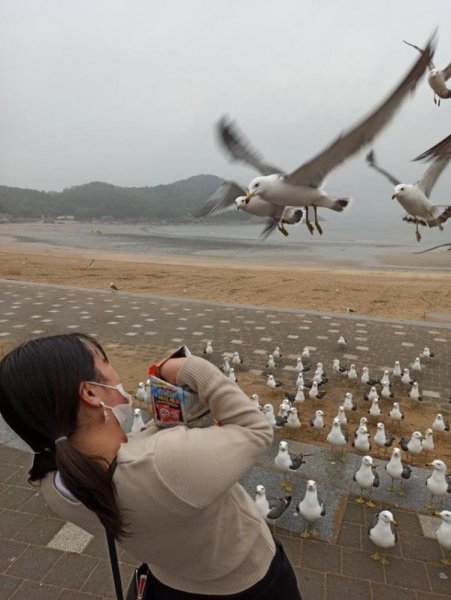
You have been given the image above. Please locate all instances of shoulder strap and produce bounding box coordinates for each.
[106,527,124,600]
[105,457,124,600]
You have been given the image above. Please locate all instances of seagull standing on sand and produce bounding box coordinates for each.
[301,347,310,361]
[87,258,95,269]
[294,385,305,404]
[295,480,326,539]
[432,413,449,435]
[353,427,371,454]
[353,455,379,506]
[286,407,302,431]
[347,364,358,382]
[232,352,243,367]
[203,341,213,356]
[267,374,283,391]
[327,417,348,460]
[425,459,451,512]
[436,510,451,566]
[400,431,423,464]
[381,382,394,399]
[401,368,414,385]
[392,361,402,377]
[411,357,422,373]
[389,402,404,427]
[219,39,434,236]
[421,428,435,455]
[109,282,119,291]
[228,368,237,383]
[409,382,422,401]
[310,410,325,435]
[385,447,412,495]
[131,408,145,433]
[295,357,310,373]
[373,422,394,456]
[274,441,306,491]
[343,392,357,413]
[368,510,398,565]
[309,381,326,402]
[335,405,347,427]
[254,485,292,527]
[368,398,382,420]
[266,354,276,370]
[263,404,287,430]
[273,346,282,360]
[421,347,435,359]
[364,386,379,402]
[333,359,347,375]
[366,133,451,242]
[337,335,347,349]
[220,357,231,376]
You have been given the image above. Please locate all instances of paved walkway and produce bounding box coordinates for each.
[0,279,450,599]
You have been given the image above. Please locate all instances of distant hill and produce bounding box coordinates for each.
[0,175,242,221]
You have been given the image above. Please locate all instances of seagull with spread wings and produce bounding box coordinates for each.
[215,35,434,236]
[366,133,451,242]
[404,39,451,106]
[196,180,303,239]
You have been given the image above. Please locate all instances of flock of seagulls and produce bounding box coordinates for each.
[145,335,451,567]
[198,34,451,243]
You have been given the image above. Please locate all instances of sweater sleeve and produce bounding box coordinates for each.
[152,356,273,508]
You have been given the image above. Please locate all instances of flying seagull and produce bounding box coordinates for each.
[216,35,434,235]
[366,137,451,241]
[196,180,303,239]
[403,39,451,105]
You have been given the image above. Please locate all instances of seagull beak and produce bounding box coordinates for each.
[392,192,399,200]
[245,191,255,204]
[392,518,398,525]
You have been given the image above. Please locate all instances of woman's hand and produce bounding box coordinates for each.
[159,357,188,385]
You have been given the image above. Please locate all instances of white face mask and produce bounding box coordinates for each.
[88,382,133,429]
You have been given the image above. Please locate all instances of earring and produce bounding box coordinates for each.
[99,401,110,422]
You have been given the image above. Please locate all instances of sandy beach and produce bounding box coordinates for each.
[0,222,450,321]
[0,223,450,464]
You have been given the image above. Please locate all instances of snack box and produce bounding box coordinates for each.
[149,376,214,428]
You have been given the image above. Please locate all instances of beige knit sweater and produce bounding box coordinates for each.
[40,356,276,595]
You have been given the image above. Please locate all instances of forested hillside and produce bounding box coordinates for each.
[0,174,232,221]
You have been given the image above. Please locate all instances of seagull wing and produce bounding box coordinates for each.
[365,150,402,186]
[289,452,304,470]
[403,39,436,70]
[217,117,284,176]
[285,36,435,188]
[373,470,380,487]
[196,181,247,218]
[413,134,451,162]
[367,512,380,535]
[390,520,398,543]
[442,62,451,81]
[416,155,451,197]
[259,219,279,240]
[267,495,292,519]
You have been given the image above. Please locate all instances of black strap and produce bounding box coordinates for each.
[105,457,124,600]
[106,527,125,600]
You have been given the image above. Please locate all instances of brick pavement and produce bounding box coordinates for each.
[0,279,450,599]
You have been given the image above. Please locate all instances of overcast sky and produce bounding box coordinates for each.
[1,0,450,219]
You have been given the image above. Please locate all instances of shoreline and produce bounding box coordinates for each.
[0,236,450,320]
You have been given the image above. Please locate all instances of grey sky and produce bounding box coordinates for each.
[0,0,450,220]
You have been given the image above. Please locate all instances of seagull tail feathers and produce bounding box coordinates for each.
[331,196,353,212]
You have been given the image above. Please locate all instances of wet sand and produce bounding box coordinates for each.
[0,225,450,320]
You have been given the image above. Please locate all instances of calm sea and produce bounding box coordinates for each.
[8,214,451,270]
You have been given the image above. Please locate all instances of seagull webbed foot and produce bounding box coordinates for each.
[355,496,366,504]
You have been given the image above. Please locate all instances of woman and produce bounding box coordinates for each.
[0,333,301,599]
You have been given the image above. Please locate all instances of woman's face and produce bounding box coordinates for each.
[90,353,126,408]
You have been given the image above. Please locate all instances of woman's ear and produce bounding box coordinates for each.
[79,382,101,408]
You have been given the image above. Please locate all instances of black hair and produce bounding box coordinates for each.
[0,333,128,540]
